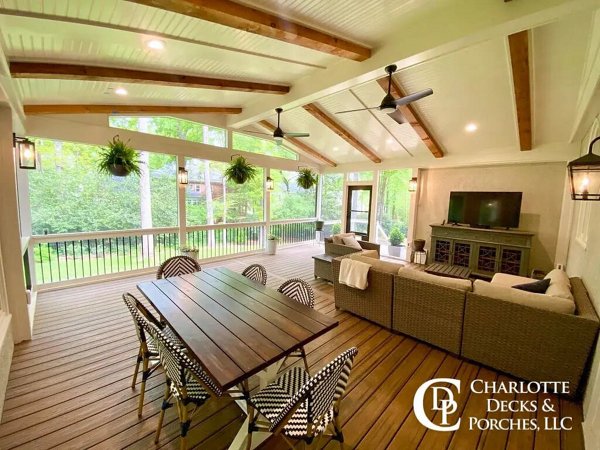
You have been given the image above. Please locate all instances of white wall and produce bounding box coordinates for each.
[415,162,567,273]
[0,240,14,421]
[566,117,600,448]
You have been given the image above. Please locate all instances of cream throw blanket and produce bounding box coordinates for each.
[339,258,371,290]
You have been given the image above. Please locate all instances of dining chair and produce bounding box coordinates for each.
[123,293,162,417]
[156,255,201,279]
[147,324,222,450]
[242,263,268,285]
[246,347,358,450]
[278,278,315,373]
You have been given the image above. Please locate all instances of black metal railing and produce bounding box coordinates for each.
[186,224,265,259]
[269,219,316,246]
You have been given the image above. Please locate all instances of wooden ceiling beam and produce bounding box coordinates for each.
[258,120,336,167]
[508,30,532,150]
[126,0,371,61]
[302,103,381,163]
[376,77,444,158]
[23,104,242,115]
[9,62,289,94]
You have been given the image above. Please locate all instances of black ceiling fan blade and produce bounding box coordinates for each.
[240,130,272,136]
[335,106,379,114]
[393,88,433,107]
[284,132,310,138]
[388,109,406,125]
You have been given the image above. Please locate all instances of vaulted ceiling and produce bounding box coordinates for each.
[0,0,598,171]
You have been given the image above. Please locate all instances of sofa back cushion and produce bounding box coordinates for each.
[332,233,356,244]
[349,254,403,274]
[473,280,575,314]
[398,267,472,292]
[360,249,380,259]
[544,269,574,302]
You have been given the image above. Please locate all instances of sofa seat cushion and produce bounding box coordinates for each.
[473,280,575,314]
[491,273,537,288]
[399,267,472,292]
[349,254,403,274]
[332,233,355,244]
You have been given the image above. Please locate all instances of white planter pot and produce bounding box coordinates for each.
[182,250,199,260]
[266,240,278,255]
[388,245,403,257]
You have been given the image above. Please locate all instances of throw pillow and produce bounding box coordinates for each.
[332,232,355,244]
[512,278,551,294]
[342,236,363,250]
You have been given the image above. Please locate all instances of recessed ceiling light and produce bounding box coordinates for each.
[333,147,339,151]
[147,39,165,50]
[115,87,128,96]
[386,138,394,144]
[465,123,478,133]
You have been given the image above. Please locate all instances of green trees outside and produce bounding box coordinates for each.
[270,169,317,220]
[377,169,411,241]
[232,132,297,160]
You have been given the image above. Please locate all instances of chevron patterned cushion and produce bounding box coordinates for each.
[156,255,201,279]
[242,264,268,285]
[278,278,315,308]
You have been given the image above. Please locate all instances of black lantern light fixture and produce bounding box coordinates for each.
[177,166,189,185]
[408,176,418,192]
[14,134,37,170]
[266,176,274,191]
[568,136,600,201]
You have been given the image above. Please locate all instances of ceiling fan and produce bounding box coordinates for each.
[242,107,309,143]
[335,64,433,123]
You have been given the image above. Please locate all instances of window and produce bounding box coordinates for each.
[347,171,373,182]
[109,116,227,147]
[232,132,298,160]
[270,170,317,220]
[320,173,344,236]
[376,169,412,258]
[28,139,178,234]
[184,158,264,226]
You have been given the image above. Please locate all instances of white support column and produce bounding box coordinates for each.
[316,173,323,220]
[177,155,187,250]
[264,168,271,248]
[407,168,421,256]
[369,171,379,243]
[0,105,31,342]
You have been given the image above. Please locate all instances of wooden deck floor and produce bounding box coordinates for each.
[0,245,585,450]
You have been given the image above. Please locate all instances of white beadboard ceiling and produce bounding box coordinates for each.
[0,1,596,168]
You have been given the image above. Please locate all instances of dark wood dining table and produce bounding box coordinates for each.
[136,267,339,393]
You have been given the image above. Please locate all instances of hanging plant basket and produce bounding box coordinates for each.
[225,155,258,185]
[97,135,141,177]
[297,168,318,189]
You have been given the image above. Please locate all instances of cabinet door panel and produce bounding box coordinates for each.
[452,241,472,267]
[433,239,451,264]
[476,244,498,274]
[500,247,523,275]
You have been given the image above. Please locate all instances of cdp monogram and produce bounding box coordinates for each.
[413,378,461,431]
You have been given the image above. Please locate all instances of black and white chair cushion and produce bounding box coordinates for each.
[278,278,315,308]
[156,255,201,279]
[248,347,358,444]
[242,263,268,285]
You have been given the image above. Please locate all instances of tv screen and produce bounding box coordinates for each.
[448,192,522,228]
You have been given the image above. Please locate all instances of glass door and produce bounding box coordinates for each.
[346,186,372,238]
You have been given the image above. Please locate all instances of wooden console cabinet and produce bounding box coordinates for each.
[430,224,534,278]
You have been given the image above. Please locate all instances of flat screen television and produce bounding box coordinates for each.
[447,191,523,229]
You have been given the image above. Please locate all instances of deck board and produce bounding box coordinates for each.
[0,245,584,450]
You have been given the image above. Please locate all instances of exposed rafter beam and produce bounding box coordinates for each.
[23,104,242,115]
[508,30,532,150]
[9,62,290,94]
[126,0,371,61]
[257,120,337,167]
[376,77,444,158]
[302,103,381,163]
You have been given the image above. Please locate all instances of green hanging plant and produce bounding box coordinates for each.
[224,155,258,184]
[97,135,141,177]
[297,168,318,189]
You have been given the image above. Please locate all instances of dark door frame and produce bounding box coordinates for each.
[345,185,373,238]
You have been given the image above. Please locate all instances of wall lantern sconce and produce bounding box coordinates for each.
[568,136,600,201]
[408,177,418,192]
[177,167,189,185]
[266,176,274,191]
[14,134,37,170]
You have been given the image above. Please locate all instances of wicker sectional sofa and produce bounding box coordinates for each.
[332,254,599,397]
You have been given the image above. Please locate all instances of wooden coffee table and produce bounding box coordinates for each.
[425,262,472,279]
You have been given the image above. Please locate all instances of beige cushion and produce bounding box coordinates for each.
[491,273,537,288]
[544,269,574,301]
[360,249,379,259]
[399,267,472,292]
[473,280,575,314]
[332,233,355,245]
[350,255,403,274]
[342,236,363,250]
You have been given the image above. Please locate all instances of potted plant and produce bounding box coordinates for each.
[315,219,324,232]
[180,246,199,260]
[297,168,318,189]
[388,226,405,257]
[266,234,279,255]
[98,135,141,177]
[331,223,341,235]
[225,156,257,184]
